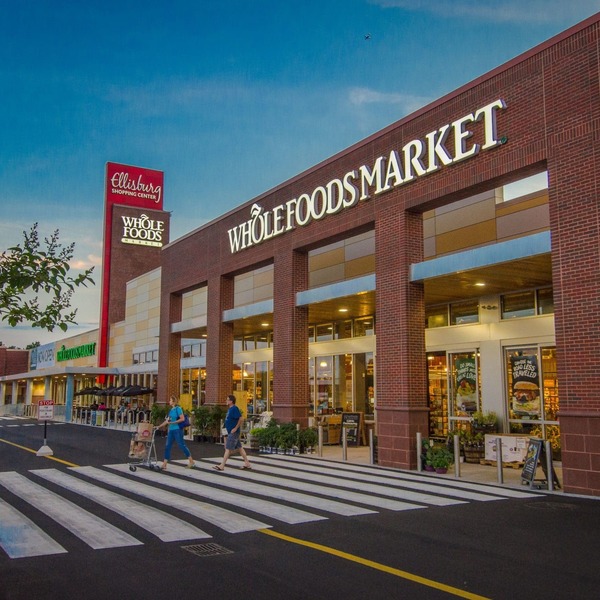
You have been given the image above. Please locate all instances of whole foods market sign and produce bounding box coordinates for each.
[57,343,96,362]
[228,99,506,253]
[121,213,166,247]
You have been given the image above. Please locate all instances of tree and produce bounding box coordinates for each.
[0,223,95,333]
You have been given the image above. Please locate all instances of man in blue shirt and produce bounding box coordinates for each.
[213,395,252,471]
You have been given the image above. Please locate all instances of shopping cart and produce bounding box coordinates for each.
[128,421,161,472]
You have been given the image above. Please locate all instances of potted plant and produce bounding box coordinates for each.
[192,405,211,441]
[150,403,168,435]
[278,422,298,454]
[208,404,227,442]
[472,410,498,433]
[461,430,485,463]
[248,427,262,452]
[257,420,280,452]
[298,427,318,453]
[426,446,453,473]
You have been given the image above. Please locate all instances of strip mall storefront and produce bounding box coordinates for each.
[158,15,600,496]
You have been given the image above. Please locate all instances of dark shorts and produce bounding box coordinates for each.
[225,430,242,451]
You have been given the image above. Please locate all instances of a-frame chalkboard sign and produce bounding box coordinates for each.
[521,437,561,489]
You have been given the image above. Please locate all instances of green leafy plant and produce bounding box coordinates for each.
[472,410,498,432]
[254,419,280,448]
[426,446,453,469]
[298,427,318,451]
[208,404,227,438]
[0,223,95,332]
[192,406,211,438]
[150,403,168,426]
[278,422,299,450]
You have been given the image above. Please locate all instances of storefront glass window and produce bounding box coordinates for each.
[334,320,353,340]
[448,351,480,422]
[354,317,374,336]
[537,288,554,315]
[505,346,560,459]
[501,291,535,319]
[427,352,448,438]
[426,306,448,328]
[316,357,332,413]
[450,301,479,325]
[316,324,334,342]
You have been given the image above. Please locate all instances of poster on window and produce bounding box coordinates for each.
[454,357,477,414]
[510,355,541,418]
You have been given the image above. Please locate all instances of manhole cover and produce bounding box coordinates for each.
[181,543,234,557]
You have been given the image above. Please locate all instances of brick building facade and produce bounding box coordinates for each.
[158,14,600,495]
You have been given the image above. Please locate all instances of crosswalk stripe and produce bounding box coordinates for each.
[168,461,376,517]
[108,463,325,525]
[266,455,538,499]
[72,466,271,533]
[31,468,210,542]
[244,456,507,503]
[0,497,67,558]
[0,472,141,550]
[197,459,429,511]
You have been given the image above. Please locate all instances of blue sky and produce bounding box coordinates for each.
[1,0,599,348]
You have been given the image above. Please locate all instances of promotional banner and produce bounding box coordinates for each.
[454,356,477,414]
[510,354,541,417]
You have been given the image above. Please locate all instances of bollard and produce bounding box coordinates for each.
[545,440,554,491]
[495,437,504,484]
[342,427,348,461]
[416,432,422,472]
[318,425,323,457]
[454,434,461,478]
[369,429,374,465]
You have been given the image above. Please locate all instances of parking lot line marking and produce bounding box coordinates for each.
[259,529,490,600]
[0,437,78,467]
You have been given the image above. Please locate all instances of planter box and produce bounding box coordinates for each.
[464,447,484,463]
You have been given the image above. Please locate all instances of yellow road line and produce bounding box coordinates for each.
[0,437,79,467]
[259,529,490,600]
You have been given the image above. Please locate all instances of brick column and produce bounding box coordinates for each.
[205,275,234,408]
[272,249,309,426]
[546,92,600,494]
[375,206,427,469]
[158,292,182,404]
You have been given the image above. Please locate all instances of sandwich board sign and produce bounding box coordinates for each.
[38,400,55,421]
[36,400,54,456]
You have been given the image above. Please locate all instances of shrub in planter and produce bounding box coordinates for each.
[208,405,227,441]
[257,420,280,451]
[298,427,318,453]
[192,406,211,441]
[426,446,453,473]
[472,410,499,433]
[278,422,299,453]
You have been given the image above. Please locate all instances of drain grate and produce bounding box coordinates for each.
[182,543,234,557]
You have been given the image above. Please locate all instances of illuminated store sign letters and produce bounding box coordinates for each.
[57,343,96,362]
[121,214,165,247]
[228,99,507,253]
[110,171,162,204]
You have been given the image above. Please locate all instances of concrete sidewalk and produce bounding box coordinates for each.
[306,444,564,492]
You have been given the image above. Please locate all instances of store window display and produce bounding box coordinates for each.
[505,346,560,459]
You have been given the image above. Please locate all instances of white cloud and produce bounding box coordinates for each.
[349,87,432,114]
[370,0,600,24]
